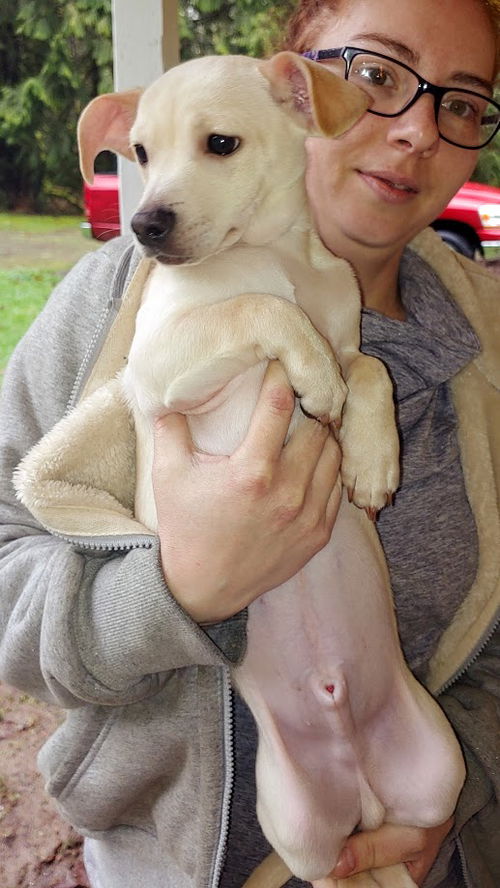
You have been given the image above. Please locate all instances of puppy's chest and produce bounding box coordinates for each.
[141,246,297,321]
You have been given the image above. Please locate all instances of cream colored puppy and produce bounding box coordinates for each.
[78,52,400,531]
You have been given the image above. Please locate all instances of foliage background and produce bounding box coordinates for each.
[0,0,498,212]
[0,0,114,211]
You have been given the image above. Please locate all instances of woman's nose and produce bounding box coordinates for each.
[387,94,441,155]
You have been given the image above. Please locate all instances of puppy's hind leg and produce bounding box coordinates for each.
[368,864,418,888]
[313,872,383,887]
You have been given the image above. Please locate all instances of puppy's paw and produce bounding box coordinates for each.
[340,416,400,515]
[298,372,348,426]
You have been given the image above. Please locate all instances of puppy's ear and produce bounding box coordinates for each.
[77,89,143,184]
[260,51,370,138]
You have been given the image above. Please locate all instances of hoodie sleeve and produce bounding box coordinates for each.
[0,239,246,710]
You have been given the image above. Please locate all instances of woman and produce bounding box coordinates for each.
[0,0,498,886]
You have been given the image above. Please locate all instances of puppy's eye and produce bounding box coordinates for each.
[207,134,241,156]
[134,144,148,165]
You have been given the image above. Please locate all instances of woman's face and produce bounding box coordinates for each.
[305,0,497,258]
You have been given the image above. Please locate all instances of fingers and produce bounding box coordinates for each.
[333,824,421,878]
[235,361,296,463]
[153,412,194,470]
[302,432,342,516]
[325,463,343,530]
[330,819,454,882]
[331,825,422,878]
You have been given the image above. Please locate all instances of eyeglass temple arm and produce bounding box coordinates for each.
[301,49,344,62]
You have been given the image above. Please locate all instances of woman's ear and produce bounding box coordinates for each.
[77,89,143,184]
[260,51,370,138]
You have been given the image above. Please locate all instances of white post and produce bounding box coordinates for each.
[111,0,180,232]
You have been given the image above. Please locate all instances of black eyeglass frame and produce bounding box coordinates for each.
[302,46,500,150]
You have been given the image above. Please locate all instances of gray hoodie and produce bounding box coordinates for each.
[0,229,499,888]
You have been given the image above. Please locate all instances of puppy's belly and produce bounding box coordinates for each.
[134,360,291,530]
[187,361,268,454]
[234,498,466,880]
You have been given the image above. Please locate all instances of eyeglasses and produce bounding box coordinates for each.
[302,46,500,149]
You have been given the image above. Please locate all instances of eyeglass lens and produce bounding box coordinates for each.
[319,52,499,148]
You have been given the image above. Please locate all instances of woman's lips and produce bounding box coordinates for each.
[358,170,419,203]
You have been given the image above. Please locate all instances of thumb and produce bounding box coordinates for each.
[153,412,194,466]
[331,824,423,878]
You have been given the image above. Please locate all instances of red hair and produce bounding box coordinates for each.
[282,0,341,53]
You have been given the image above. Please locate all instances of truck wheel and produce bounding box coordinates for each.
[437,229,476,259]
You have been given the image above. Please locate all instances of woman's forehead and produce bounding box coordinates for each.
[309,0,497,82]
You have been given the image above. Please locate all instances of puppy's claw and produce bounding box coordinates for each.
[300,404,329,426]
[365,506,378,522]
[385,491,394,508]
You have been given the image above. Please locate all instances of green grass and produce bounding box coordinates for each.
[0,212,82,233]
[0,213,97,372]
[0,268,62,370]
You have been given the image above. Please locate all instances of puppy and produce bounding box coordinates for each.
[75,54,464,888]
[78,52,399,527]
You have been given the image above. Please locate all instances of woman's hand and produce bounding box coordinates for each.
[329,818,454,885]
[152,361,342,623]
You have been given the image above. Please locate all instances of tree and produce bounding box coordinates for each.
[179,0,295,59]
[0,0,294,211]
[472,143,500,188]
[0,0,113,211]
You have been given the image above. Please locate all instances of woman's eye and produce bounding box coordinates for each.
[443,97,479,121]
[207,134,241,156]
[134,144,148,165]
[356,64,392,87]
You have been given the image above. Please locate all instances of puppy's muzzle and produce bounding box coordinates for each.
[131,207,176,254]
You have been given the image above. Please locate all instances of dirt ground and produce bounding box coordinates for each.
[0,228,498,887]
[0,223,101,270]
[0,684,90,888]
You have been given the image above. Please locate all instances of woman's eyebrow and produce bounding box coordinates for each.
[349,32,419,66]
[448,72,493,95]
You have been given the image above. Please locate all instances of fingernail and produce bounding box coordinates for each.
[332,848,356,877]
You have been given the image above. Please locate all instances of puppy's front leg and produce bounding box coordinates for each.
[135,293,348,425]
[336,350,400,515]
[292,247,399,513]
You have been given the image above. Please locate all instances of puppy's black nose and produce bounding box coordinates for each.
[131,207,176,250]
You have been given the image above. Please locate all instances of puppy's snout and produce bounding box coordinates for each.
[131,207,176,252]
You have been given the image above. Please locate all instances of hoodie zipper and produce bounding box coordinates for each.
[211,666,235,888]
[67,244,138,412]
[53,532,155,553]
[456,835,473,888]
[436,612,500,696]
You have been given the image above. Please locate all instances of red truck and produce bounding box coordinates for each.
[82,174,500,260]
